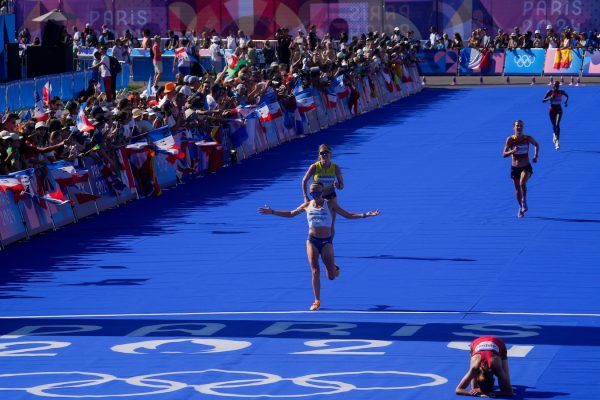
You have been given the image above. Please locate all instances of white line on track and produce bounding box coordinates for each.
[1,310,600,319]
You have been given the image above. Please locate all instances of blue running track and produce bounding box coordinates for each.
[1,86,600,399]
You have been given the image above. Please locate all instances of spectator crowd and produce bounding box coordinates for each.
[424,25,600,51]
[3,25,420,176]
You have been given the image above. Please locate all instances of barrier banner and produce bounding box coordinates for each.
[9,169,54,236]
[47,161,99,220]
[504,48,546,75]
[41,171,76,229]
[543,48,584,76]
[0,177,28,247]
[416,49,459,75]
[20,80,35,111]
[6,81,20,111]
[83,156,120,211]
[147,127,178,189]
[459,48,505,75]
[114,147,139,204]
[582,50,600,76]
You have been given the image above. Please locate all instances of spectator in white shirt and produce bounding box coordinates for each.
[209,36,223,72]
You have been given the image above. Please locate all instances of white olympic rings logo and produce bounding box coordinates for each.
[513,54,536,68]
[0,369,448,397]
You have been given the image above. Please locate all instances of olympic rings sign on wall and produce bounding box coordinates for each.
[513,54,536,68]
[0,369,448,398]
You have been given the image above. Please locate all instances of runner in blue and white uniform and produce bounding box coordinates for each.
[259,182,379,311]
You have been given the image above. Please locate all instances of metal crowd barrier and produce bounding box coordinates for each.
[417,47,600,79]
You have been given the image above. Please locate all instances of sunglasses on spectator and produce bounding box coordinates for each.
[319,151,329,156]
[310,191,322,198]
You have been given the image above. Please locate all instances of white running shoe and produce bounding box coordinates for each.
[521,201,528,212]
[555,140,560,150]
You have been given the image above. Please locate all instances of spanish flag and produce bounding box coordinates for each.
[553,48,572,69]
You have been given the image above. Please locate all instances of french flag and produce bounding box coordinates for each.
[42,81,52,105]
[77,103,95,132]
[34,91,49,122]
[334,75,350,98]
[295,90,317,113]
[41,188,73,205]
[382,69,394,92]
[326,87,337,108]
[261,89,282,120]
[257,103,273,123]
[0,177,25,193]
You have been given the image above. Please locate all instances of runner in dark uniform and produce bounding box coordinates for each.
[542,80,569,150]
[503,120,540,218]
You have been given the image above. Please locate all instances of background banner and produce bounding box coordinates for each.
[16,0,600,41]
[416,49,458,75]
[582,50,600,76]
[503,48,546,76]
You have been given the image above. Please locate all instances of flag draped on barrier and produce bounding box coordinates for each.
[553,48,572,69]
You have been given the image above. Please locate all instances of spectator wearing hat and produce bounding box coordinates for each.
[132,108,153,134]
[2,131,24,172]
[152,35,163,87]
[89,48,113,102]
[0,131,12,174]
[533,30,544,48]
[391,27,403,43]
[209,35,223,72]
[508,33,519,50]
[545,26,559,48]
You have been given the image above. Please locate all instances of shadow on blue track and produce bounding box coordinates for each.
[513,385,569,399]
[0,89,458,298]
[2,318,599,347]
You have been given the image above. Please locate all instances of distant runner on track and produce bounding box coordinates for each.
[455,336,514,398]
[259,181,379,311]
[503,119,540,218]
[542,80,569,150]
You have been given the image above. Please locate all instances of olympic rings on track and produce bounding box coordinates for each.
[0,369,448,398]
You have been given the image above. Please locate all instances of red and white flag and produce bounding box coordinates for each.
[0,177,25,193]
[42,81,52,105]
[41,188,72,205]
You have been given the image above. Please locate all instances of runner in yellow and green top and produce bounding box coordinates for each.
[301,144,344,238]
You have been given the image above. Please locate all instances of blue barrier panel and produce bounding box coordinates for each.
[153,153,177,189]
[83,156,120,211]
[504,48,546,75]
[9,168,54,236]
[459,48,505,75]
[19,79,35,110]
[61,74,74,101]
[543,48,584,75]
[48,75,64,100]
[0,84,6,112]
[120,63,130,89]
[6,81,20,111]
[132,56,176,82]
[0,187,27,247]
[132,57,154,82]
[73,71,87,97]
[416,49,459,75]
[582,50,600,76]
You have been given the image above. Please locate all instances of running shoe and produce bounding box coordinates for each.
[555,140,560,150]
[310,300,321,311]
[552,134,557,145]
[518,208,525,218]
[521,201,528,212]
[335,265,341,277]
